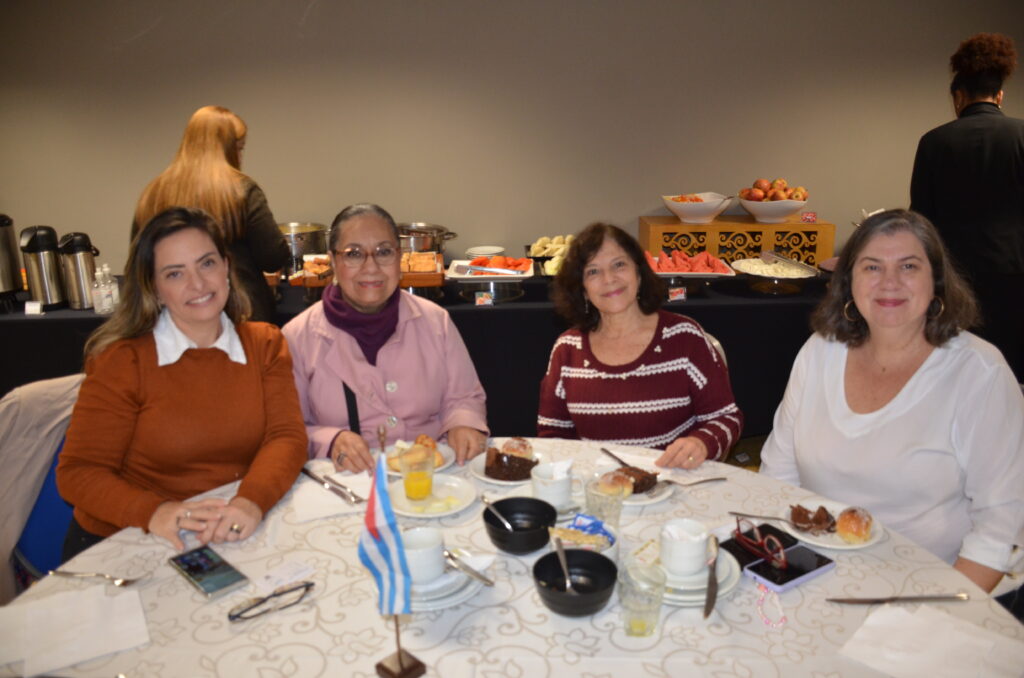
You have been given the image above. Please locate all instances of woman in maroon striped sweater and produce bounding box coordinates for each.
[537,223,743,468]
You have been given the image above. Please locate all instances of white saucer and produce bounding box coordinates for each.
[383,442,456,477]
[388,476,477,518]
[662,551,741,606]
[662,563,714,591]
[411,572,467,602]
[409,576,484,612]
[468,451,546,486]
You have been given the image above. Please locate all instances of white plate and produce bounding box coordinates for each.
[662,551,741,606]
[778,499,885,550]
[468,451,546,486]
[411,571,468,602]
[383,442,456,477]
[388,476,477,518]
[590,465,674,506]
[410,576,484,612]
[445,259,534,283]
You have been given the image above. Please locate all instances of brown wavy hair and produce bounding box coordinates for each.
[950,33,1017,98]
[552,223,666,331]
[133,106,249,242]
[811,209,978,347]
[85,207,251,359]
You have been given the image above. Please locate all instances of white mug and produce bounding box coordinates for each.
[403,527,445,585]
[660,518,708,577]
[531,463,580,510]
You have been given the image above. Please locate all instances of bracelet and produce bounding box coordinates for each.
[756,584,787,628]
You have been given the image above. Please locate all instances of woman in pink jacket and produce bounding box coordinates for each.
[282,204,488,472]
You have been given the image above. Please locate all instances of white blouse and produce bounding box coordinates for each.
[760,332,1024,572]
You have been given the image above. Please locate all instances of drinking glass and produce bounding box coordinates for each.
[399,449,434,501]
[585,479,625,529]
[617,558,666,637]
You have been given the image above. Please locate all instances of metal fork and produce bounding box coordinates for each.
[49,570,140,587]
[324,475,366,503]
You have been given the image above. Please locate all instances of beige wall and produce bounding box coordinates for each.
[2,0,1022,272]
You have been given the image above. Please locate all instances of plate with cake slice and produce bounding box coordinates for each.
[468,437,546,485]
[592,462,673,506]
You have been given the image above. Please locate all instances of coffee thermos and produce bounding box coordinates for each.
[0,215,20,313]
[19,225,66,310]
[58,232,100,310]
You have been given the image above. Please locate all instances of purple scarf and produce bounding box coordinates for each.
[321,285,400,366]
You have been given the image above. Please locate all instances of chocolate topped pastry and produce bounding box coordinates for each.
[789,504,836,535]
[484,438,538,481]
[617,466,659,494]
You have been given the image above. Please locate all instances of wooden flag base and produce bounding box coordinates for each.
[375,649,425,678]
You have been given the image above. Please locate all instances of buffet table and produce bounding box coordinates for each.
[4,439,1020,677]
[0,278,823,437]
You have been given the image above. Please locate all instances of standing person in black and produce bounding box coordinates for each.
[132,106,289,322]
[910,33,1024,382]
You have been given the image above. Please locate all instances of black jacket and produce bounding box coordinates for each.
[230,180,289,322]
[910,102,1024,276]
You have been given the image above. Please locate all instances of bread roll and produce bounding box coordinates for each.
[596,470,634,497]
[836,506,873,544]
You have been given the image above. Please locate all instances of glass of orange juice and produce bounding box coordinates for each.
[399,445,434,502]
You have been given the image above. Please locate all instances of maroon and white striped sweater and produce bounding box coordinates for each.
[536,310,743,458]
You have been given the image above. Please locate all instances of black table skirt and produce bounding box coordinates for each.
[0,277,824,438]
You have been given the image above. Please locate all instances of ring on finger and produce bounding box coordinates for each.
[229,523,243,534]
[336,451,348,465]
[184,509,192,520]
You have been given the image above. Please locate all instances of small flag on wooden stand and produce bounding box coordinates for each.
[358,455,426,678]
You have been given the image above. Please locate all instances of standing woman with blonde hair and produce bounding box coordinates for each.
[133,105,289,321]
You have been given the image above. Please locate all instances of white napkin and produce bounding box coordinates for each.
[413,551,496,594]
[548,459,573,479]
[598,450,658,471]
[840,604,1024,678]
[0,586,149,677]
[292,461,374,522]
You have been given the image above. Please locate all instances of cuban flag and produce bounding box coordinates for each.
[358,455,412,615]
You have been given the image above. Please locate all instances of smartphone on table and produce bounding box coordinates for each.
[743,544,836,593]
[169,545,249,599]
[720,522,799,569]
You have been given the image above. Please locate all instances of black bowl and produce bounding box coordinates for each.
[532,549,618,616]
[482,497,557,555]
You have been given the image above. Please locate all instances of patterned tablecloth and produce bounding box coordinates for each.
[5,438,1022,677]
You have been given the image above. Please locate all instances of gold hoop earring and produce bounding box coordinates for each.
[843,300,858,323]
[928,297,945,319]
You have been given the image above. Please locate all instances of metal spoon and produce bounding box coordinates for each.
[553,537,577,595]
[481,497,514,531]
[49,570,140,587]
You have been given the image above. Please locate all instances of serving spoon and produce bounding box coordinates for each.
[553,537,577,595]
[481,496,514,531]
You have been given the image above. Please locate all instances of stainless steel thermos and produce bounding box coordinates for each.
[58,232,100,310]
[19,225,66,309]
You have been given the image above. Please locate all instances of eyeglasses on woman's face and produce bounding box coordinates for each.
[333,244,399,269]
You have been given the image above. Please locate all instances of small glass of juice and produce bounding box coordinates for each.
[399,445,435,502]
[618,556,665,637]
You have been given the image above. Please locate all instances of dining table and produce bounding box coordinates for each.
[3,438,1021,677]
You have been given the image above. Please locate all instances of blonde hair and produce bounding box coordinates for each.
[87,207,251,359]
[133,106,248,242]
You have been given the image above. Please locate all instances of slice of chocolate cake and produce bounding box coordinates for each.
[617,466,659,494]
[484,446,538,481]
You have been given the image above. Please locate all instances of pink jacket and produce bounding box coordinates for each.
[282,291,488,458]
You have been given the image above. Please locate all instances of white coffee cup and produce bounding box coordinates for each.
[531,462,579,510]
[403,526,445,585]
[660,518,709,577]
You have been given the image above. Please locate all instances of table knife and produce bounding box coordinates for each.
[826,592,969,605]
[703,535,719,619]
[444,549,494,586]
[599,447,635,468]
[452,263,525,276]
[300,467,355,504]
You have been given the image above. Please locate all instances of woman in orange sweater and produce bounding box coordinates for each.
[57,207,307,560]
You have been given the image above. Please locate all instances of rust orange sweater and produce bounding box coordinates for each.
[57,322,308,537]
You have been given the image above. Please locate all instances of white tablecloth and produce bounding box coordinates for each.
[4,438,1022,677]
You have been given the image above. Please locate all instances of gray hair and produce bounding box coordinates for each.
[328,203,399,250]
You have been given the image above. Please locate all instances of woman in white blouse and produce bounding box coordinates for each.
[760,209,1024,597]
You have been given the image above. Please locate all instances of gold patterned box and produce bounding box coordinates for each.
[638,215,835,265]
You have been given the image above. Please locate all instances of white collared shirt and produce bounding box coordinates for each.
[153,308,247,367]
